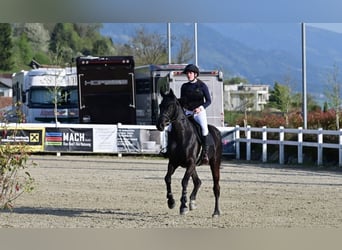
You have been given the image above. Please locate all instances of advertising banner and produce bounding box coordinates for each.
[93,126,117,153]
[45,127,93,152]
[0,127,44,151]
[117,127,141,153]
[117,127,161,153]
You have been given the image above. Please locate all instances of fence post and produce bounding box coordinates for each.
[317,128,323,165]
[235,125,240,160]
[262,126,267,163]
[339,129,342,167]
[246,125,251,161]
[117,123,122,158]
[279,126,284,164]
[298,127,303,164]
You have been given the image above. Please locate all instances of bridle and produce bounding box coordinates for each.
[159,99,183,126]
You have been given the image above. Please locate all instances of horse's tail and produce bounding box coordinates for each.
[208,125,223,162]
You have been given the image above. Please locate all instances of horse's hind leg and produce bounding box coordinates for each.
[189,170,202,211]
[210,160,221,217]
[165,163,176,209]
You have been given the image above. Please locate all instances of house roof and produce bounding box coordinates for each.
[0,76,12,88]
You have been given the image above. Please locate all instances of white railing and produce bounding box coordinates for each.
[2,122,342,166]
[234,125,342,166]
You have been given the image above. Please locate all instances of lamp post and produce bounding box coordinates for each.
[194,22,198,66]
[302,22,307,129]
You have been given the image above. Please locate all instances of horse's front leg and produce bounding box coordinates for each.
[180,165,196,215]
[189,169,202,211]
[165,162,176,209]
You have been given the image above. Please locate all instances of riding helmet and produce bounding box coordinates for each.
[183,64,200,76]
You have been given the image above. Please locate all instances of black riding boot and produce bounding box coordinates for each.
[201,135,209,164]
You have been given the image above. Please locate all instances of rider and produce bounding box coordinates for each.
[180,64,211,164]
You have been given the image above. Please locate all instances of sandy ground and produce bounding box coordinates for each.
[1,154,342,228]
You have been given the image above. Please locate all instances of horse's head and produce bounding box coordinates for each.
[156,89,180,131]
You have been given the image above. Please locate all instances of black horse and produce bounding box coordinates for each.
[156,89,222,217]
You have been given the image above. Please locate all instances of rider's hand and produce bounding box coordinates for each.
[194,106,203,114]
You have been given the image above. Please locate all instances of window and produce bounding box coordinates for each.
[29,87,78,107]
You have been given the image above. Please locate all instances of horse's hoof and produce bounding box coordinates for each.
[212,211,220,218]
[167,199,176,209]
[189,200,197,210]
[180,207,189,215]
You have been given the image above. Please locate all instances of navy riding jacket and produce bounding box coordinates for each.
[180,79,211,111]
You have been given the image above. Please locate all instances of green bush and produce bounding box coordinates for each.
[0,136,36,210]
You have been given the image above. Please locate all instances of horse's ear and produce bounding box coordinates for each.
[161,88,175,98]
[160,89,166,97]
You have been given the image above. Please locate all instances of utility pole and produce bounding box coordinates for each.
[167,22,171,64]
[194,23,198,66]
[302,22,307,129]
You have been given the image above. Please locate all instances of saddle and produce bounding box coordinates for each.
[187,115,214,165]
[187,115,202,140]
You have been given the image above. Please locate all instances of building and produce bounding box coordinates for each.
[224,83,269,111]
[0,74,12,97]
[0,74,13,113]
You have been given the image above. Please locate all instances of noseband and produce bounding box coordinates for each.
[159,100,182,125]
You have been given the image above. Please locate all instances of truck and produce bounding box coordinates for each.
[76,56,136,124]
[11,67,78,123]
[75,60,224,127]
[135,64,225,127]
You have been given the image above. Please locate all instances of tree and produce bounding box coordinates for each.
[73,23,103,39]
[323,101,328,112]
[73,23,115,56]
[324,63,342,129]
[13,23,50,53]
[115,26,193,65]
[49,23,116,62]
[289,91,321,113]
[291,92,302,109]
[174,36,194,64]
[0,23,14,71]
[224,76,248,85]
[49,23,79,64]
[122,26,167,65]
[92,38,115,56]
[238,92,254,127]
[268,82,291,125]
[12,33,33,70]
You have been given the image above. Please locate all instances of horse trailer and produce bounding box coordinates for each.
[135,64,224,127]
[76,56,136,124]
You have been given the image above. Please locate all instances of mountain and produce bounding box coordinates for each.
[100,23,342,104]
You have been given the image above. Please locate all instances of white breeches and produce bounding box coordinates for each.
[184,106,209,136]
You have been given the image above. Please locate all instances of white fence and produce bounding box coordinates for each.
[235,125,342,167]
[2,122,342,166]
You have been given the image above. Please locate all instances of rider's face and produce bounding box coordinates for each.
[186,71,196,81]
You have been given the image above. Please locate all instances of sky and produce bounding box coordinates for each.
[1,0,342,23]
[0,1,342,50]
[1,1,342,43]
[309,23,342,33]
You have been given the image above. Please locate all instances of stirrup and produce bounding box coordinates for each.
[159,148,168,158]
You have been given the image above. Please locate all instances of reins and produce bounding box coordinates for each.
[163,99,186,125]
